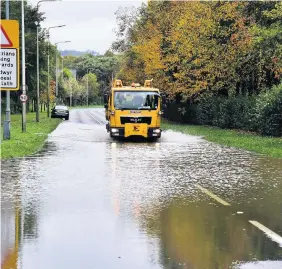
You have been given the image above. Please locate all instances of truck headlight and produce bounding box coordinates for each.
[153,129,161,133]
[111,128,119,133]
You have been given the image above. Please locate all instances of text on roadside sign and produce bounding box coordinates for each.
[0,49,18,88]
[0,20,20,91]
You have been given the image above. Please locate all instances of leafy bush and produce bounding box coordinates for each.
[255,85,282,136]
[164,84,282,137]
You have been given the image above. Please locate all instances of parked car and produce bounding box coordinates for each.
[51,105,69,120]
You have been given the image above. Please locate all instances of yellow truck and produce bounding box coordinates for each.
[104,79,165,139]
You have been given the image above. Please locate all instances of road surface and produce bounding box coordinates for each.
[1,108,282,269]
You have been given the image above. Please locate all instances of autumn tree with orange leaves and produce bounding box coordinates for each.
[113,1,281,99]
[112,1,282,136]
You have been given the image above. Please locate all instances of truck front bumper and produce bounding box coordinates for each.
[109,127,161,138]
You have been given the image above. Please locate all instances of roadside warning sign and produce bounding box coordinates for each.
[0,20,20,91]
[0,25,13,47]
[20,94,28,102]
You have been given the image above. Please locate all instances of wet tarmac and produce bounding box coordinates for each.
[1,108,282,269]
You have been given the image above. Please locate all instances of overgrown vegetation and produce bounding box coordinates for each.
[112,1,282,137]
[1,113,60,159]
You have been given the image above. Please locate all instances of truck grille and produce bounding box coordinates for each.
[120,116,152,125]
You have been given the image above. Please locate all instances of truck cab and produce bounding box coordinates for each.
[104,79,164,139]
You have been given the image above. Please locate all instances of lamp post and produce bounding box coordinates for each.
[35,0,59,122]
[21,0,27,132]
[35,21,40,121]
[54,41,71,104]
[46,24,66,117]
[61,57,64,76]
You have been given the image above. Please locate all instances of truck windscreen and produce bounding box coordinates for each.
[114,91,160,110]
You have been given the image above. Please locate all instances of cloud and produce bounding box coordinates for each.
[28,0,145,53]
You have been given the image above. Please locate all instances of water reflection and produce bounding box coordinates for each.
[140,200,282,269]
[1,173,20,269]
[1,157,45,269]
[1,118,282,269]
[106,136,282,269]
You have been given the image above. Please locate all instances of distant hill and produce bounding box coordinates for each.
[60,50,100,57]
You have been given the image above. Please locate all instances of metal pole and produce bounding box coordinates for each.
[87,70,89,107]
[47,40,50,117]
[55,46,58,102]
[3,0,11,140]
[36,25,40,122]
[62,57,64,77]
[70,85,72,107]
[21,0,27,132]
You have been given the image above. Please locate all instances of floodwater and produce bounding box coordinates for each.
[1,108,282,269]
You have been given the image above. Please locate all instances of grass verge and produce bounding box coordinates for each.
[1,113,61,159]
[162,119,282,159]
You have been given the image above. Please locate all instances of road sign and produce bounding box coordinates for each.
[0,20,20,91]
[20,94,28,102]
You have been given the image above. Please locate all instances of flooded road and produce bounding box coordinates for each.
[1,108,282,269]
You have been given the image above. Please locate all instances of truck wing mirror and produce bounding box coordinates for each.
[104,94,108,104]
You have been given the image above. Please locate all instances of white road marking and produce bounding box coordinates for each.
[249,220,282,247]
[196,184,231,206]
[88,111,102,124]
[195,185,282,247]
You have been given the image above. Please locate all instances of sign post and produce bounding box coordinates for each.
[20,94,28,103]
[0,17,20,139]
[21,0,27,132]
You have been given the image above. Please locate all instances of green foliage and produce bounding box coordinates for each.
[62,68,74,79]
[62,54,120,105]
[113,1,282,137]
[166,84,282,137]
[255,85,282,136]
[64,54,120,81]
[195,95,256,130]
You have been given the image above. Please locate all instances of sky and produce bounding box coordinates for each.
[28,0,146,54]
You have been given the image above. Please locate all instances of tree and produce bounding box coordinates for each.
[1,0,60,114]
[252,2,282,83]
[80,73,100,104]
[62,53,121,95]
[113,1,280,101]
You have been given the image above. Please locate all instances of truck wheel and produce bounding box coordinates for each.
[65,116,69,120]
